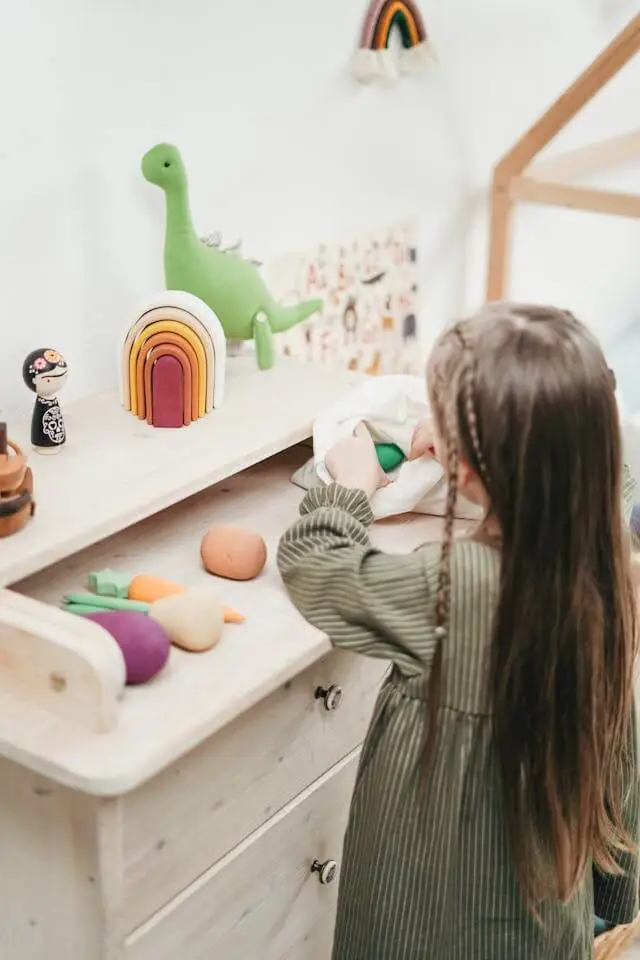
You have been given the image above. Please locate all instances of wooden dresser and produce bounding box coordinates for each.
[0,357,445,960]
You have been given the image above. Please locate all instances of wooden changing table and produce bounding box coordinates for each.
[0,357,449,960]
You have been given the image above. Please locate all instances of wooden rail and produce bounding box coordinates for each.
[487,14,640,301]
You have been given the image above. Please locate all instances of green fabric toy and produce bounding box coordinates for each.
[63,593,149,613]
[375,442,406,473]
[141,144,323,370]
[87,568,131,598]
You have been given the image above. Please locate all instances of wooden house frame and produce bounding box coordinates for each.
[487,14,640,301]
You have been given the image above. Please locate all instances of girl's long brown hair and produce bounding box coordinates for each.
[427,303,638,906]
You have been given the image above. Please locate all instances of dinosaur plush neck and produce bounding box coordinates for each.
[163,177,196,241]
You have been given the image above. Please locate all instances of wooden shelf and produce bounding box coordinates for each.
[9,447,453,796]
[0,357,360,587]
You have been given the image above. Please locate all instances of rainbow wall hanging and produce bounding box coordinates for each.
[350,0,433,83]
[120,291,227,428]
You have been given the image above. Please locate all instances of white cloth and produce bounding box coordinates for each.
[292,374,482,521]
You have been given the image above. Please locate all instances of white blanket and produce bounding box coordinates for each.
[292,374,482,521]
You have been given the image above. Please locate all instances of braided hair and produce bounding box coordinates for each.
[424,321,486,762]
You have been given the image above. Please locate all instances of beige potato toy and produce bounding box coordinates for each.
[149,589,225,653]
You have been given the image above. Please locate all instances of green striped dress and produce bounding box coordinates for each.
[277,476,640,960]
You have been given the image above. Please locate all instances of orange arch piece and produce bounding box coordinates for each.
[136,332,200,422]
[143,344,193,427]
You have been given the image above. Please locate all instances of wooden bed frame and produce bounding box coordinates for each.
[487,14,640,301]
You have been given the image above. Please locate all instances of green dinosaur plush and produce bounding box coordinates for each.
[142,143,323,370]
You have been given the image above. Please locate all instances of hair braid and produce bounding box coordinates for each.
[434,401,459,630]
[425,380,460,767]
[454,326,489,485]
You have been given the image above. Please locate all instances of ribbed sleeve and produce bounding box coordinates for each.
[277,484,439,677]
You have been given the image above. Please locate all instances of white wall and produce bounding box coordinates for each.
[0,0,638,423]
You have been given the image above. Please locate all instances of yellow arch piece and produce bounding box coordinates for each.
[129,321,207,417]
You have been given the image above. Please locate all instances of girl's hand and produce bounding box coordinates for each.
[326,423,388,498]
[408,418,437,462]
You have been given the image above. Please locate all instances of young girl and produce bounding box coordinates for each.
[277,303,639,959]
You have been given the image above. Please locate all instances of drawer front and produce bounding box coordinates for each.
[276,916,335,960]
[121,650,384,931]
[125,751,358,960]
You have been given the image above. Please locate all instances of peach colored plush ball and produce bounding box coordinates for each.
[200,524,267,581]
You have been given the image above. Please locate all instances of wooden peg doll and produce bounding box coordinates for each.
[0,423,35,536]
[22,348,69,454]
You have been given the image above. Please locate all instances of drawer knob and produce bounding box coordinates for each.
[315,684,343,711]
[311,858,338,885]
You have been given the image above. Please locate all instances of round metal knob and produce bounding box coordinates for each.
[315,683,343,711]
[311,858,338,885]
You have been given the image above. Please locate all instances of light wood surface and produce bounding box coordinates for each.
[511,176,640,218]
[121,649,386,932]
[0,589,125,733]
[10,447,455,795]
[124,751,359,960]
[0,357,360,587]
[486,182,514,302]
[528,130,640,182]
[0,758,104,960]
[486,14,640,300]
[595,919,640,959]
[494,15,640,182]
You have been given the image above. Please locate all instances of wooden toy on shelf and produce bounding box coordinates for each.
[63,593,150,614]
[87,568,131,598]
[149,589,225,653]
[22,348,69,454]
[84,611,171,685]
[127,573,185,603]
[120,291,227,428]
[65,600,126,616]
[201,524,267,581]
[64,586,232,655]
[127,573,249,622]
[82,568,246,623]
[0,425,35,538]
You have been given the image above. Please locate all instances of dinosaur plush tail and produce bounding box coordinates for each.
[270,298,323,334]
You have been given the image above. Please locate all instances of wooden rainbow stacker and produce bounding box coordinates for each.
[120,291,227,428]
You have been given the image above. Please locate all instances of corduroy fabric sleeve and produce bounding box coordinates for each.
[277,484,438,678]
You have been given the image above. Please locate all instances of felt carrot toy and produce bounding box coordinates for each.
[87,569,245,623]
[128,574,245,623]
[127,574,183,603]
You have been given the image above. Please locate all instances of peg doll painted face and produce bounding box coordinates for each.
[22,349,68,399]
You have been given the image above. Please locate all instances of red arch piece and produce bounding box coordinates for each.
[135,331,200,422]
[143,344,193,428]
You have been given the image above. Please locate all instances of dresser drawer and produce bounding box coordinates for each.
[276,916,335,960]
[121,650,384,931]
[125,750,358,960]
